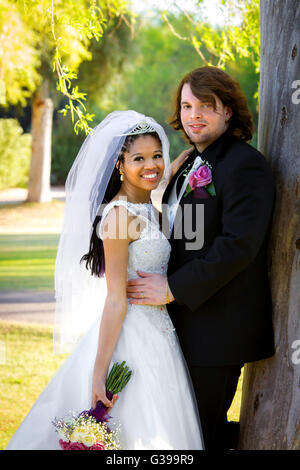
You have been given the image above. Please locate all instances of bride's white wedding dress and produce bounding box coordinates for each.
[6,200,203,450]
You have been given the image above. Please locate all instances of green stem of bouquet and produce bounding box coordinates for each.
[106,361,132,395]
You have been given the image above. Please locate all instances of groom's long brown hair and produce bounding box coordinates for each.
[169,66,254,142]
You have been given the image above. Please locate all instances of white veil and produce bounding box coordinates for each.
[53,110,170,354]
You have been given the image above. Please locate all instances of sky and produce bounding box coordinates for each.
[130,0,242,27]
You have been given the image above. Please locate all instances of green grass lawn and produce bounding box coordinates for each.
[0,320,243,450]
[0,234,59,290]
[0,321,68,450]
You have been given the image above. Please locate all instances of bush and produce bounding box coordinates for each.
[0,119,31,189]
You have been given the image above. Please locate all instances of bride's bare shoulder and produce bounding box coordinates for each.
[99,201,141,243]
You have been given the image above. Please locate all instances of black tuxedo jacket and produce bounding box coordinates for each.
[162,132,275,366]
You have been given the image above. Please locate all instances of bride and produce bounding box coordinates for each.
[6,110,203,450]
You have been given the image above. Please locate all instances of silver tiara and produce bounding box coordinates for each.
[121,120,157,136]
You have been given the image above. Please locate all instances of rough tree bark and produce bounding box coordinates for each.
[238,0,300,450]
[27,79,53,202]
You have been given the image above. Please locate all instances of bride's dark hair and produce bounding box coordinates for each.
[81,131,161,277]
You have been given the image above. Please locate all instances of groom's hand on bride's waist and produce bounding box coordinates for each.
[127,271,175,305]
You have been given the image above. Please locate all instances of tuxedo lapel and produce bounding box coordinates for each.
[162,132,227,206]
[198,131,234,173]
[162,171,177,206]
[162,132,233,236]
[162,149,197,205]
[175,132,234,201]
[161,150,197,238]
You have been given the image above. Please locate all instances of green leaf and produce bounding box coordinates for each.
[205,182,216,197]
[183,184,193,198]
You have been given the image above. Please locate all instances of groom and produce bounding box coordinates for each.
[127,67,275,450]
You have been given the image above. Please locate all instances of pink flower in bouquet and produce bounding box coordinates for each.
[59,439,106,450]
[89,442,106,450]
[59,439,88,450]
[188,164,212,189]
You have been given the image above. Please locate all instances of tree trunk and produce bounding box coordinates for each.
[238,0,300,450]
[27,79,53,202]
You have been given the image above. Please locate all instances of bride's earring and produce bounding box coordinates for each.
[120,170,124,182]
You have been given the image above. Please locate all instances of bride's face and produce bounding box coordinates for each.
[120,135,164,191]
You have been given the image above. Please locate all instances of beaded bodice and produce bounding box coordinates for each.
[99,200,176,346]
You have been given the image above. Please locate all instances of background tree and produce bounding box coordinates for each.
[0,0,39,107]
[104,12,259,157]
[50,10,259,185]
[51,18,134,184]
[153,1,260,152]
[0,0,132,201]
[1,1,260,191]
[238,0,300,449]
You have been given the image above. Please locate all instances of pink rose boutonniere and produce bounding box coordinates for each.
[184,161,216,198]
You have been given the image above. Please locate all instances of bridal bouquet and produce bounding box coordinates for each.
[53,361,132,450]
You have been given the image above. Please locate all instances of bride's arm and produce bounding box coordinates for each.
[91,207,133,410]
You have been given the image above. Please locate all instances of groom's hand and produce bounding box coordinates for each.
[164,147,193,184]
[127,271,174,305]
[167,147,194,181]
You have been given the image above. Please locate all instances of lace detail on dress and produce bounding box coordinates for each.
[98,199,176,347]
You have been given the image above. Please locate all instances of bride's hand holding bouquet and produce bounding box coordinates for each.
[53,361,131,450]
[92,369,119,414]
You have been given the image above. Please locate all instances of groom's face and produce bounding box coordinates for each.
[180,83,232,153]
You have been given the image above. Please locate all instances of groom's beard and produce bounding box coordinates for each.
[186,130,217,152]
[182,123,228,153]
